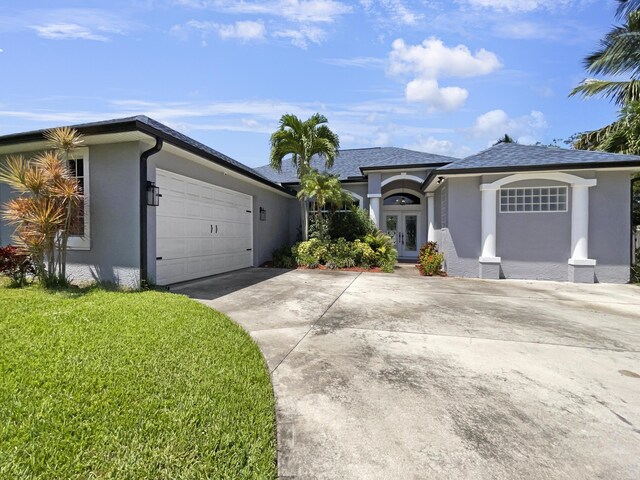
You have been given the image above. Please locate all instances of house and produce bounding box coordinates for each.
[1,116,639,286]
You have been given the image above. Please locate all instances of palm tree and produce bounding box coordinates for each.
[297,170,349,241]
[269,113,340,240]
[570,2,640,105]
[494,134,515,145]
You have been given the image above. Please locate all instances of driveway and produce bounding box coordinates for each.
[173,268,640,479]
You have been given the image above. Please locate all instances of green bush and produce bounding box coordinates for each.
[292,238,329,268]
[632,247,640,283]
[352,239,377,268]
[271,245,296,268]
[418,241,444,276]
[328,207,376,241]
[325,238,357,269]
[363,232,398,273]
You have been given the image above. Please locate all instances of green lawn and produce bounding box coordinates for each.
[0,284,276,479]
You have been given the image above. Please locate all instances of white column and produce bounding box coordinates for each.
[570,185,590,261]
[427,193,435,242]
[368,194,381,228]
[480,186,500,261]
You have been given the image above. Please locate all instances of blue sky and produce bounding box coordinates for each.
[0,0,625,167]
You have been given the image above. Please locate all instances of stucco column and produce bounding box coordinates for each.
[427,193,435,242]
[479,186,500,261]
[368,194,381,228]
[570,185,590,261]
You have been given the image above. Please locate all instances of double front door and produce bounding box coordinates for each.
[384,212,419,258]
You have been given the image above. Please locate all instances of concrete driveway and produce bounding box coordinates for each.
[173,268,640,479]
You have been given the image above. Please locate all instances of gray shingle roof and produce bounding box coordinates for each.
[439,142,640,172]
[255,147,454,183]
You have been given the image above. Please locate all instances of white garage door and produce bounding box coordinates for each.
[155,169,253,285]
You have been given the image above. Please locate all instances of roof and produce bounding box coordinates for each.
[0,115,291,195]
[255,147,454,183]
[439,142,640,173]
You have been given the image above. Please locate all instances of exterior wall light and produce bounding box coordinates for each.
[146,181,162,206]
[259,206,267,221]
[436,176,445,184]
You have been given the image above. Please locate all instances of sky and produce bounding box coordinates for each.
[0,0,627,167]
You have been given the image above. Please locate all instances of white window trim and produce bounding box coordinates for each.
[499,185,568,214]
[67,147,90,250]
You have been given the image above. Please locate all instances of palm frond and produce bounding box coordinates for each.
[617,0,640,19]
[570,78,640,106]
[44,127,84,156]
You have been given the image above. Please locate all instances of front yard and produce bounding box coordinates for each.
[0,285,276,479]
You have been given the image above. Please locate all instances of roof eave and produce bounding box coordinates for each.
[437,160,640,175]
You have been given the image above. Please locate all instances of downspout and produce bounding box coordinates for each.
[140,137,163,286]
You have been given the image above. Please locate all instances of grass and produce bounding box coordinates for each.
[0,284,276,479]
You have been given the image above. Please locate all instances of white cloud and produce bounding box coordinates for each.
[405,79,468,112]
[274,26,326,48]
[469,109,547,144]
[406,136,472,158]
[359,0,424,27]
[323,56,385,68]
[179,0,352,23]
[172,20,266,43]
[217,21,266,40]
[31,23,110,41]
[463,0,573,12]
[388,37,501,112]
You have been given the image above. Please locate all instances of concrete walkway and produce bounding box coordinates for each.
[173,269,640,480]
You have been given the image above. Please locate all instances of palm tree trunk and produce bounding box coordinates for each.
[302,200,309,241]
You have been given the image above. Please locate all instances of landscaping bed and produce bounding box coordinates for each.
[0,285,276,479]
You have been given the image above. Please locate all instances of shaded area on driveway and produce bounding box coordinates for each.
[174,269,640,480]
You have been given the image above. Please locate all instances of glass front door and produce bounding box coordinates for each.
[384,212,419,258]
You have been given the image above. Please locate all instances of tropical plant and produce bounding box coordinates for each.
[271,244,296,268]
[494,134,515,145]
[572,102,640,226]
[269,113,340,240]
[328,206,376,241]
[0,245,36,287]
[0,127,84,287]
[418,241,445,276]
[570,1,640,105]
[297,170,349,241]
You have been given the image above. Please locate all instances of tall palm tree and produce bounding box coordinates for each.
[297,170,349,241]
[269,113,340,240]
[570,1,640,105]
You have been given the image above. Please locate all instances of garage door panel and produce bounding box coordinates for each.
[156,169,253,285]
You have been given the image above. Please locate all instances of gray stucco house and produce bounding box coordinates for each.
[1,116,639,286]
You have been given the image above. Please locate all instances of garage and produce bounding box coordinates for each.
[155,169,253,285]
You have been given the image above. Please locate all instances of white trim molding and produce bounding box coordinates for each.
[343,190,364,205]
[426,193,435,242]
[367,193,382,198]
[381,173,425,188]
[67,147,90,250]
[480,172,597,190]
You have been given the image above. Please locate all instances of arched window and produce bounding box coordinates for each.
[383,193,421,206]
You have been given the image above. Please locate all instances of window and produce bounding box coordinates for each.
[500,186,567,213]
[309,199,360,213]
[66,148,90,249]
[383,193,421,206]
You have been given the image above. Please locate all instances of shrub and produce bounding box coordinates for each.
[271,244,296,269]
[363,231,398,273]
[0,245,36,287]
[292,238,329,268]
[328,207,376,241]
[632,247,640,283]
[418,241,444,276]
[325,238,357,269]
[352,239,376,268]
